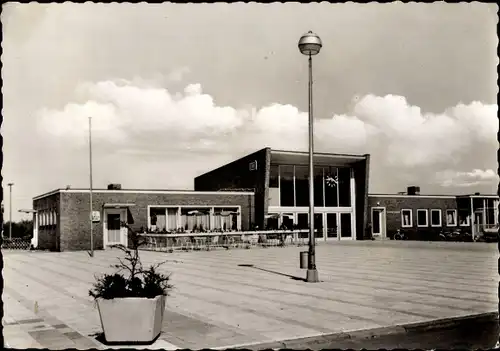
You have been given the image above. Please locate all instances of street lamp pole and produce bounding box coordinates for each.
[8,183,14,240]
[299,31,322,283]
[89,117,94,257]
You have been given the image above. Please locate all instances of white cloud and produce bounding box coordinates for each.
[437,169,498,188]
[35,77,498,191]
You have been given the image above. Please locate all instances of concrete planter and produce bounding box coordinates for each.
[97,295,166,343]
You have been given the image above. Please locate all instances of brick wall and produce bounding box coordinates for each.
[368,196,458,239]
[33,193,61,251]
[59,191,254,251]
[194,148,269,228]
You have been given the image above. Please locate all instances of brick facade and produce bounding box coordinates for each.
[194,148,269,228]
[368,196,460,239]
[35,190,254,251]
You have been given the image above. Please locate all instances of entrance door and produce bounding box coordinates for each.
[297,213,309,239]
[314,213,324,239]
[371,208,386,238]
[339,213,354,240]
[104,209,127,247]
[326,213,338,240]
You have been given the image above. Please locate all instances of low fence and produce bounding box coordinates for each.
[138,230,315,252]
[1,237,32,250]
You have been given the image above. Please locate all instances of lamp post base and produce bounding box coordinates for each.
[306,268,319,283]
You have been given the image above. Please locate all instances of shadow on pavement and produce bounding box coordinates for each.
[238,264,305,281]
[236,313,499,350]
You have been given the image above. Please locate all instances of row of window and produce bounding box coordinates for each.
[38,209,58,228]
[148,206,240,232]
[269,165,352,207]
[400,209,468,228]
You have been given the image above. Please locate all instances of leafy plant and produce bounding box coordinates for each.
[89,222,173,300]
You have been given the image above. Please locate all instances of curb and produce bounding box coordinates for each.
[226,312,498,350]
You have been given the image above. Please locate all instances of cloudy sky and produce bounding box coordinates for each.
[2,2,498,221]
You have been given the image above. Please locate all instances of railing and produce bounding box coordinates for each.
[138,230,317,252]
[1,237,32,250]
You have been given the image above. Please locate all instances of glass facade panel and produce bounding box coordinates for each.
[297,213,308,238]
[295,166,309,207]
[314,167,324,207]
[279,165,294,206]
[340,213,352,238]
[314,213,324,238]
[297,213,308,229]
[338,167,351,207]
[282,214,294,230]
[324,167,338,207]
[326,213,338,238]
[265,214,279,230]
[269,165,280,207]
[150,208,166,232]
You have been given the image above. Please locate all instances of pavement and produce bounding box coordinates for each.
[2,240,499,349]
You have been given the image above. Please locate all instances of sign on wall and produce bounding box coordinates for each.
[91,211,101,223]
[249,160,258,171]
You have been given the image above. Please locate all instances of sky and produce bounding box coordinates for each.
[2,2,499,221]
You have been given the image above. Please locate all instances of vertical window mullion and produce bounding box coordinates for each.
[322,167,326,208]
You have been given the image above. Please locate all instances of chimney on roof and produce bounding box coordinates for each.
[107,183,122,190]
[407,186,420,196]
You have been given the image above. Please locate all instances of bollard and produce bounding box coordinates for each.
[300,251,308,269]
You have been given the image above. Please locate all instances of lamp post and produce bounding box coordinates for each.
[89,117,94,257]
[8,183,14,240]
[298,31,322,283]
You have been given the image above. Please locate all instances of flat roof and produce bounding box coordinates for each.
[270,149,368,166]
[271,149,368,159]
[33,188,255,201]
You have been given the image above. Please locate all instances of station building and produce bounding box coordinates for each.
[32,147,370,251]
[31,147,497,251]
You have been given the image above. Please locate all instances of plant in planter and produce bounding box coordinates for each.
[89,222,173,344]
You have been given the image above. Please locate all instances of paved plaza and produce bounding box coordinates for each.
[2,240,498,349]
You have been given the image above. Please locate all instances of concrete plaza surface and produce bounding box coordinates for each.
[2,240,498,349]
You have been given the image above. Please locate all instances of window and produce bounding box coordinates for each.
[149,208,167,232]
[430,209,442,227]
[265,213,279,230]
[269,165,279,188]
[295,166,309,207]
[297,213,308,229]
[269,165,279,207]
[417,209,428,227]
[279,165,294,206]
[324,167,339,207]
[401,209,412,227]
[297,213,309,238]
[458,210,470,226]
[213,207,238,231]
[485,199,496,226]
[338,167,351,207]
[313,166,324,207]
[181,208,211,231]
[446,210,457,226]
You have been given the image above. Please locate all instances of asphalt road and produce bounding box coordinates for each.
[242,316,500,350]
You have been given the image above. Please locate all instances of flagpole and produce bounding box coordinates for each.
[89,117,94,257]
